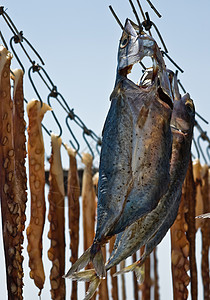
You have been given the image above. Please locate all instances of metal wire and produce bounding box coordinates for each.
[1,5,209,164]
[0,5,102,160]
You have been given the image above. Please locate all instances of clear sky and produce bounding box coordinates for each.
[0,0,209,299]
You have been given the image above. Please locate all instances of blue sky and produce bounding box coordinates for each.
[0,0,209,299]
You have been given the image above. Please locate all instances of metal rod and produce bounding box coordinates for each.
[161,51,184,73]
[23,36,45,65]
[128,0,143,32]
[195,112,209,125]
[3,10,21,35]
[109,6,124,31]
[0,31,9,49]
[151,20,168,53]
[177,79,186,93]
[145,0,162,18]
[10,36,25,72]
[136,1,152,35]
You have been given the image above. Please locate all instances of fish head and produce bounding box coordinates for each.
[116,19,173,108]
[171,93,195,134]
[117,19,158,75]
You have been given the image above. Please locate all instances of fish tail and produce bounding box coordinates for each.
[113,262,138,276]
[69,269,101,300]
[113,258,145,283]
[64,247,91,278]
[90,242,106,278]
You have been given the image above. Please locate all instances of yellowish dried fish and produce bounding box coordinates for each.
[48,133,65,299]
[81,153,96,252]
[26,99,51,294]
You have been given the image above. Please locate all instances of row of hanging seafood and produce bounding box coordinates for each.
[0,1,209,300]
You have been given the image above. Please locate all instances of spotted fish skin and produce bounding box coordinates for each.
[65,19,173,279]
[95,20,173,243]
[107,77,172,236]
[106,93,195,271]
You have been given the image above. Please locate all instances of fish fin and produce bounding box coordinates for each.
[113,259,145,283]
[92,248,106,278]
[90,243,106,278]
[70,269,96,282]
[64,247,91,278]
[68,269,101,300]
[134,264,145,283]
[84,275,101,300]
[113,262,138,276]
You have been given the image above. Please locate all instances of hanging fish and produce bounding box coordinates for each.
[65,19,173,281]
[109,93,195,278]
[67,87,195,300]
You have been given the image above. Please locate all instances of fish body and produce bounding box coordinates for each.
[95,19,173,242]
[106,93,195,272]
[65,19,173,279]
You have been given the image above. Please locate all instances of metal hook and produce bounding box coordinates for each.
[0,7,19,36]
[136,1,152,36]
[9,32,45,73]
[28,64,56,106]
[47,89,63,138]
[65,114,80,154]
[82,130,95,159]
[140,12,167,52]
[1,6,45,70]
[28,64,43,104]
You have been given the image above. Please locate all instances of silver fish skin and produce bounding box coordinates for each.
[106,93,195,271]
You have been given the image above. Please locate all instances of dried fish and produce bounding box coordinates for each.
[65,19,173,282]
[108,93,195,277]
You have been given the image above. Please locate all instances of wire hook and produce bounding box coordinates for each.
[82,130,95,159]
[47,87,63,138]
[65,114,80,154]
[28,64,55,106]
